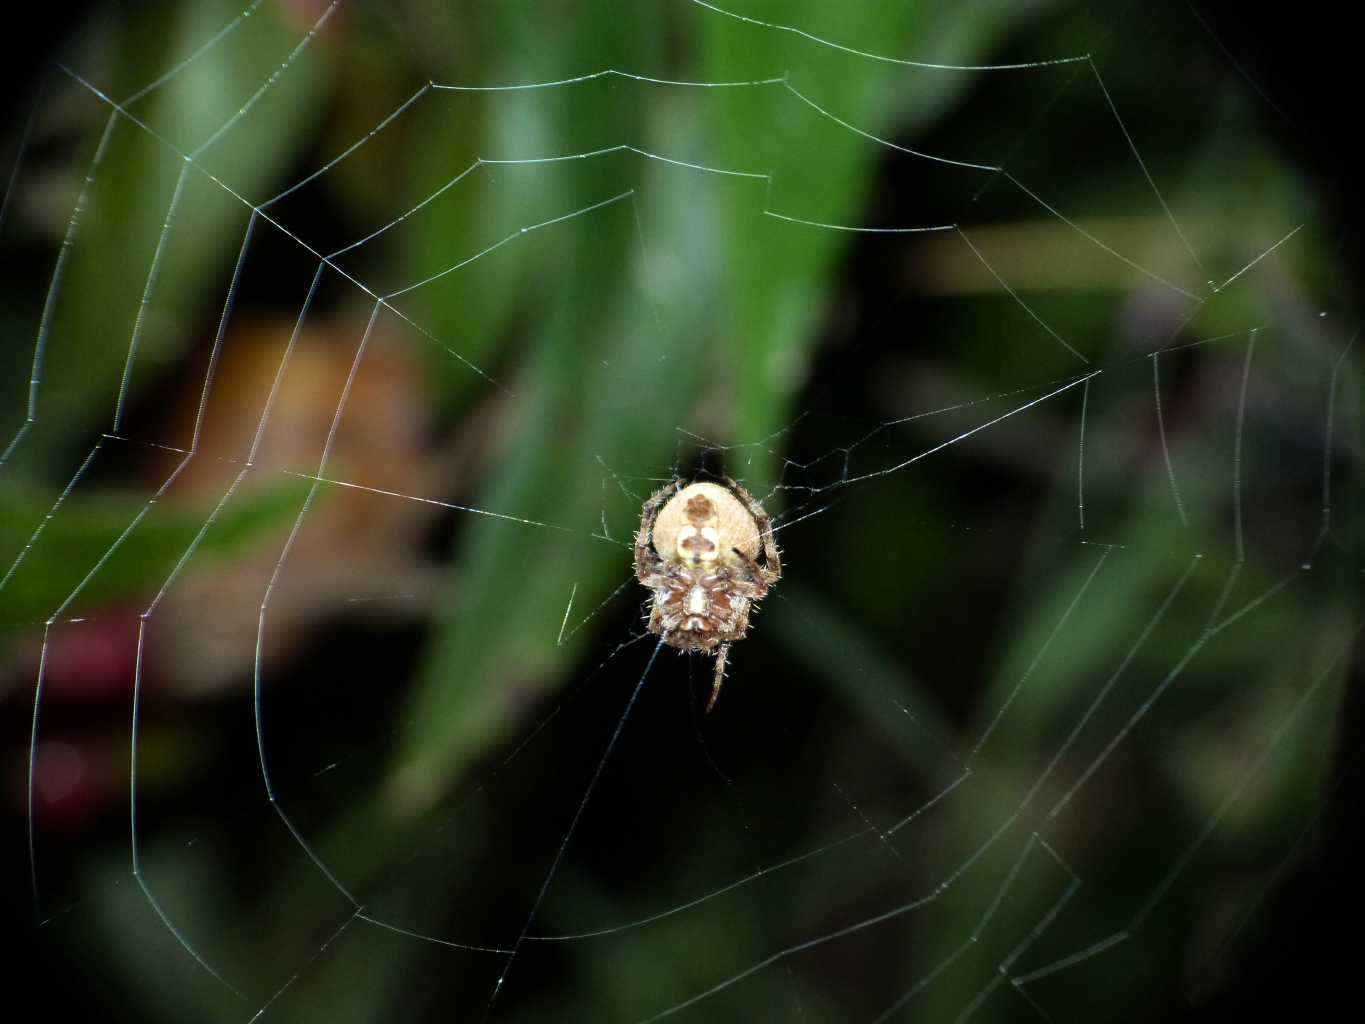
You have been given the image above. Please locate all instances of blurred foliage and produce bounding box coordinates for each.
[1,2,1359,1023]
[388,0,1042,811]
[0,476,307,622]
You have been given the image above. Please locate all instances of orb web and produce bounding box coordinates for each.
[1,2,1359,1022]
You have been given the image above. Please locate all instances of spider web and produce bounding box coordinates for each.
[2,1,1360,1022]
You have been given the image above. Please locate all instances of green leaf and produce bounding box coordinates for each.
[0,477,309,624]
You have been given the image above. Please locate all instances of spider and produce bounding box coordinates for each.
[634,476,782,712]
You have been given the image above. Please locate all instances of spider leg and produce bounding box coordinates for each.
[635,479,683,581]
[723,475,782,584]
[706,643,730,714]
[727,549,772,599]
[731,597,752,639]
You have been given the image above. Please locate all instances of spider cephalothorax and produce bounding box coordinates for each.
[634,477,782,711]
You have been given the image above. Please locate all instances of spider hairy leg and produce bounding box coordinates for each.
[707,644,730,714]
